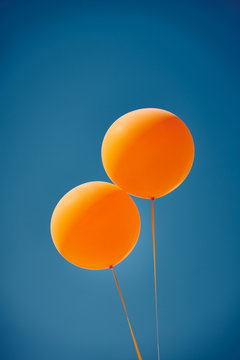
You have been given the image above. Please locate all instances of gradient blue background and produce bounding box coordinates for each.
[1,0,239,359]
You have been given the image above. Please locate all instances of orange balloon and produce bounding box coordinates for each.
[102,108,194,199]
[50,181,140,270]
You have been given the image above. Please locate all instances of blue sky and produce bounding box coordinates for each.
[0,1,239,359]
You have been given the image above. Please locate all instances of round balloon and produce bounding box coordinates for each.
[101,108,194,199]
[50,181,140,270]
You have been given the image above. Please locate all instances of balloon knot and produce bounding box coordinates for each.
[151,197,155,200]
[109,265,113,269]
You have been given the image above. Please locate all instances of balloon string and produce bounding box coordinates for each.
[110,266,142,360]
[151,198,160,360]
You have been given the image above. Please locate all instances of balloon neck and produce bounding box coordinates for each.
[151,197,155,201]
[109,265,113,269]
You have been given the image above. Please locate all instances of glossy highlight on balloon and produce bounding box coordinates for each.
[101,108,194,199]
[50,181,140,270]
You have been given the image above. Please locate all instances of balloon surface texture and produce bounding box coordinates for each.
[50,181,140,270]
[101,108,194,199]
